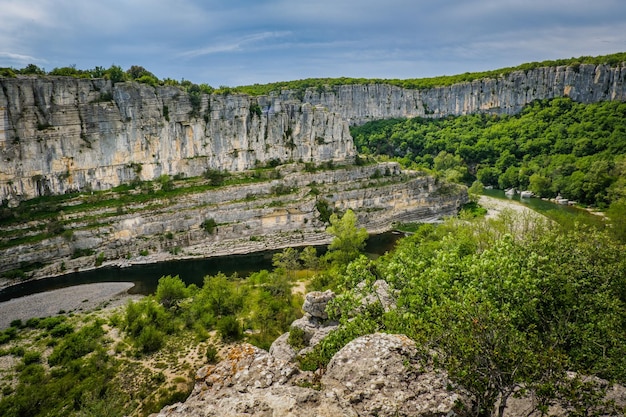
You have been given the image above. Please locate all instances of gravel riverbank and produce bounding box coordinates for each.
[0,282,136,329]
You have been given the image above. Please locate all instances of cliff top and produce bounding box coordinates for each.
[2,52,625,97]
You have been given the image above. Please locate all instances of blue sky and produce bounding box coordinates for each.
[1,0,625,87]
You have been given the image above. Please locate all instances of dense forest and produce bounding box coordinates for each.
[351,98,626,210]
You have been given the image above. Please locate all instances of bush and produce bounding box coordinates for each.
[136,326,165,353]
[0,327,18,345]
[49,322,74,338]
[36,316,66,330]
[155,275,188,308]
[95,252,106,267]
[203,169,228,186]
[216,316,242,341]
[22,351,41,365]
[201,218,217,234]
[287,326,307,350]
[206,344,219,364]
[48,322,104,366]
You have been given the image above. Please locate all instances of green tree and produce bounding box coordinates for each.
[104,65,127,83]
[196,273,242,317]
[324,209,368,266]
[272,247,300,276]
[528,173,552,197]
[155,275,188,309]
[300,246,320,273]
[607,199,626,243]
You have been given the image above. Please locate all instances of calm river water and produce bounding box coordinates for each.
[0,232,402,302]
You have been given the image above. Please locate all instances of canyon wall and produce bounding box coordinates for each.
[1,62,625,202]
[0,78,353,202]
[301,63,626,124]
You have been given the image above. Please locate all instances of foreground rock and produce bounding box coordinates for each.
[153,333,469,417]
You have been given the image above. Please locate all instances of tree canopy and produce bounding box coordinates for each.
[351,98,626,208]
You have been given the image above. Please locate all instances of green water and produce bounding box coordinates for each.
[482,189,606,228]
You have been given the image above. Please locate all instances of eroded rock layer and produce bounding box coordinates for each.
[0,78,353,201]
[0,162,466,280]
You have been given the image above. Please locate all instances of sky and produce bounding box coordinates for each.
[1,0,625,87]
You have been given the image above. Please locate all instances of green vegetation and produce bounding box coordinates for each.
[351,98,626,210]
[299,213,626,416]
[1,204,624,416]
[201,218,217,234]
[0,260,307,416]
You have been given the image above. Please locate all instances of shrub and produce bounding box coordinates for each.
[287,326,307,350]
[203,169,228,186]
[250,103,262,117]
[136,326,165,353]
[48,322,104,366]
[201,218,217,234]
[216,316,242,341]
[0,327,18,345]
[95,252,106,267]
[206,344,219,364]
[271,184,293,196]
[36,316,66,330]
[155,275,188,309]
[22,351,41,365]
[49,322,74,338]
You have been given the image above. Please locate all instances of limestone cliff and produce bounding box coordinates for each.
[301,63,626,124]
[0,77,353,202]
[1,62,625,202]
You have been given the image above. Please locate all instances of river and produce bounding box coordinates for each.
[0,192,600,303]
[482,188,605,227]
[0,232,401,302]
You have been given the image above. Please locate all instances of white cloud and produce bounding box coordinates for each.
[180,31,292,58]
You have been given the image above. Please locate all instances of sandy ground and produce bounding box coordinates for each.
[478,195,540,219]
[0,282,136,329]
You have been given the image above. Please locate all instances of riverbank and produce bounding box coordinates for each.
[478,194,541,220]
[0,282,137,329]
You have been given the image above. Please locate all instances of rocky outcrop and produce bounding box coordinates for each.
[301,289,335,320]
[271,289,340,362]
[154,333,470,417]
[0,162,467,281]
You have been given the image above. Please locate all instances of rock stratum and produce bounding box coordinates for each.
[0,161,465,281]
[1,62,625,202]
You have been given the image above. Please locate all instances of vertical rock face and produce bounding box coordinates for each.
[300,63,626,124]
[0,77,353,201]
[1,62,624,202]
